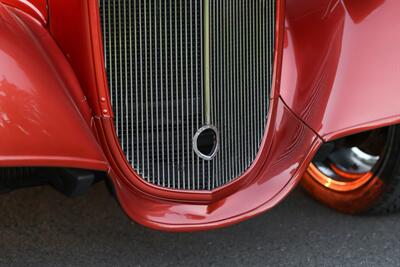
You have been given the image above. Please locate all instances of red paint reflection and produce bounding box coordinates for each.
[343,0,385,23]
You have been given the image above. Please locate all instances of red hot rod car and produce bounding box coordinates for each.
[0,0,399,231]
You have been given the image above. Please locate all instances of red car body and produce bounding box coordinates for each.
[0,0,398,231]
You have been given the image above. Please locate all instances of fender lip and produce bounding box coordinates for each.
[100,99,320,232]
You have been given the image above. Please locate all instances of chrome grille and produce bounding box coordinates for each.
[100,0,275,191]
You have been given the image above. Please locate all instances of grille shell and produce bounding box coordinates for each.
[99,0,276,191]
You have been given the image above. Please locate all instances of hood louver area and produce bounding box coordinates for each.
[99,0,276,191]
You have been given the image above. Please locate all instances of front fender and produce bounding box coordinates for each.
[281,0,400,141]
[0,3,107,171]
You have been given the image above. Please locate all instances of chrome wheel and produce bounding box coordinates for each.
[310,128,388,192]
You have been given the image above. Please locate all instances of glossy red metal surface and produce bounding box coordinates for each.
[281,0,400,141]
[1,0,47,24]
[0,3,107,171]
[48,0,111,117]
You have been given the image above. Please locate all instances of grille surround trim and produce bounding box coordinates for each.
[99,0,277,192]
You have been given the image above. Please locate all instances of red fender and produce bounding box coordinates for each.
[281,0,400,141]
[0,4,108,171]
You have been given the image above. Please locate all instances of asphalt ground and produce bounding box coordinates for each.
[0,182,399,267]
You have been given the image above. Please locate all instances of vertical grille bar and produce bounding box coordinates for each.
[100,0,275,191]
